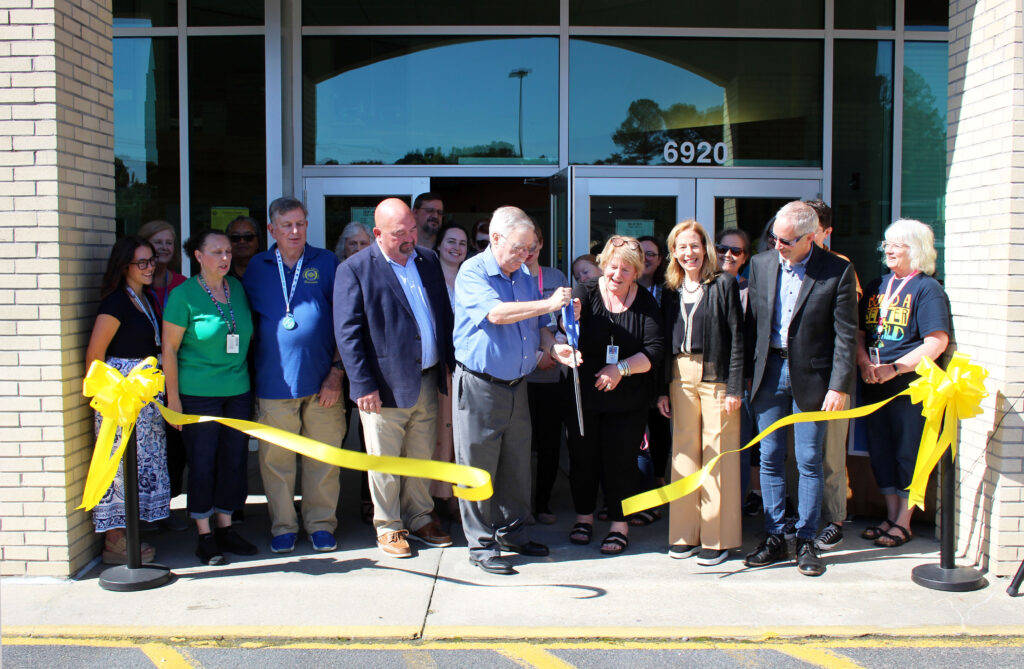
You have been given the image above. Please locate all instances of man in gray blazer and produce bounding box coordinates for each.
[743,200,858,576]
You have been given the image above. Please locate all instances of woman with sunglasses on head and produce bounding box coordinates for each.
[566,235,663,555]
[658,221,745,567]
[84,237,171,564]
[227,216,261,279]
[163,229,257,565]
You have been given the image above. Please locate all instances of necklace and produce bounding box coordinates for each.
[682,278,702,295]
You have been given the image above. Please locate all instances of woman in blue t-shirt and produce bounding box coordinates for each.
[856,219,952,548]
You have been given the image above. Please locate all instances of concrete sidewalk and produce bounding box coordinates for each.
[3,496,1022,641]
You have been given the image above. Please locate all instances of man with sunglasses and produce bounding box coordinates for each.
[744,200,858,577]
[413,192,445,250]
[227,216,261,279]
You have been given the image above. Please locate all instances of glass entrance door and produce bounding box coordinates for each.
[304,177,430,253]
[696,178,821,251]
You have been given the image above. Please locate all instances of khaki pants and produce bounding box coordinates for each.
[257,395,345,536]
[359,370,438,535]
[785,394,850,526]
[668,353,742,550]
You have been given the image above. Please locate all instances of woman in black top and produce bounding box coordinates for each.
[658,220,744,567]
[566,235,663,555]
[84,237,171,565]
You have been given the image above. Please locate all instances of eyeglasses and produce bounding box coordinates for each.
[643,250,660,259]
[417,207,444,217]
[131,257,158,270]
[715,244,746,257]
[609,236,641,251]
[499,233,538,256]
[229,233,256,243]
[475,238,489,250]
[767,230,807,248]
[274,219,308,231]
[878,241,909,252]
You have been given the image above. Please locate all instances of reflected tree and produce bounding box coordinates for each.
[608,98,725,164]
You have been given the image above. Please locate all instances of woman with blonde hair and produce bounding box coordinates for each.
[566,235,663,555]
[137,220,185,317]
[658,220,744,566]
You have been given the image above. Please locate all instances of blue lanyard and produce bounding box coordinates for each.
[125,285,161,347]
[275,248,304,316]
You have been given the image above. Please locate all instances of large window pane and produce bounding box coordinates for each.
[303,37,558,166]
[570,38,822,167]
[188,0,262,26]
[831,41,894,282]
[902,42,948,278]
[113,0,177,27]
[588,196,676,254]
[114,38,180,238]
[303,1,558,26]
[569,0,822,28]
[906,0,949,31]
[188,37,266,235]
[835,0,894,30]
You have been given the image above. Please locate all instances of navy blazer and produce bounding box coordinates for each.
[334,243,455,409]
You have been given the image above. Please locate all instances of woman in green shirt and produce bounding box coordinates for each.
[163,229,256,566]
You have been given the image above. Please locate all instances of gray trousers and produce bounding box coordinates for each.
[452,366,533,560]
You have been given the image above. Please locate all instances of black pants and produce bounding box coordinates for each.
[646,406,672,482]
[567,406,648,522]
[528,381,566,512]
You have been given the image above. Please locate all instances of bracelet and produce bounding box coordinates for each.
[617,360,631,377]
[892,363,900,376]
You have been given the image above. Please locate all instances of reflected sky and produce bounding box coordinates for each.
[114,38,158,183]
[310,37,558,165]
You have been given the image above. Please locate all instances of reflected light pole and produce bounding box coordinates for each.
[508,68,531,158]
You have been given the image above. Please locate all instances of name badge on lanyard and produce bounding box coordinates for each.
[226,334,240,354]
[605,345,619,364]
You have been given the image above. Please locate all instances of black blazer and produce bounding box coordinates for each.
[745,246,858,412]
[334,243,455,409]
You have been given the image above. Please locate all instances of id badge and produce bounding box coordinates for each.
[226,334,240,354]
[868,347,881,365]
[605,345,619,364]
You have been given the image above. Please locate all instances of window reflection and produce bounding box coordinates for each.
[569,0,822,28]
[835,0,894,30]
[113,0,177,28]
[303,37,558,166]
[570,38,822,167]
[303,1,558,26]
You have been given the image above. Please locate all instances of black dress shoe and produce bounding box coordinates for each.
[496,540,549,557]
[796,538,826,576]
[743,533,788,567]
[469,555,516,575]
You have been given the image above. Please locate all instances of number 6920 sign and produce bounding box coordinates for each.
[663,140,728,165]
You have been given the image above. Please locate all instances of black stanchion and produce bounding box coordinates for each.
[1007,558,1024,597]
[99,428,173,592]
[911,450,986,592]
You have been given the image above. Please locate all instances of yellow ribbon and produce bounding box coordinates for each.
[622,352,988,517]
[80,359,493,511]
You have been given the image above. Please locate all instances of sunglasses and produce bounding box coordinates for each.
[474,238,489,250]
[131,257,158,270]
[229,233,256,243]
[715,244,746,256]
[766,230,807,247]
[609,236,641,250]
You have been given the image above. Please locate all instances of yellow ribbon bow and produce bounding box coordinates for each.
[905,352,987,509]
[80,360,493,511]
[80,357,164,510]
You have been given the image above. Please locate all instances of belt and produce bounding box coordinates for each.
[457,362,523,387]
[421,364,437,376]
[769,347,789,359]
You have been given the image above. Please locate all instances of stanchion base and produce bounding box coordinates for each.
[99,563,173,592]
[911,563,987,592]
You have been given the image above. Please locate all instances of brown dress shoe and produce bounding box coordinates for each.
[377,529,412,558]
[409,520,453,548]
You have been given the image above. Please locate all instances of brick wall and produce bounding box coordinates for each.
[946,0,1024,577]
[0,0,114,577]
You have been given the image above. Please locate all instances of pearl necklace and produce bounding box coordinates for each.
[682,278,702,295]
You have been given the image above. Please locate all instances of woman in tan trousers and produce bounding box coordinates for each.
[657,221,745,566]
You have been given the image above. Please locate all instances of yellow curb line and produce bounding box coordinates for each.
[773,644,867,669]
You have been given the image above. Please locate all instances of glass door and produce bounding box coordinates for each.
[696,178,821,252]
[304,177,430,253]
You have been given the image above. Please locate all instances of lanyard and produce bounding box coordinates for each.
[125,285,161,347]
[536,267,558,329]
[275,248,304,316]
[876,271,918,333]
[197,275,237,334]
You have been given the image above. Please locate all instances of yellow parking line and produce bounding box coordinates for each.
[773,645,865,669]
[497,643,576,668]
[401,650,438,668]
[139,643,195,669]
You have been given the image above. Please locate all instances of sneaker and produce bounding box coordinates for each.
[270,532,297,554]
[668,544,700,559]
[815,522,844,552]
[409,521,453,548]
[696,548,729,566]
[196,533,226,566]
[310,530,337,552]
[743,533,788,567]
[378,530,412,558]
[782,516,799,540]
[215,526,258,555]
[796,538,826,576]
[742,491,763,517]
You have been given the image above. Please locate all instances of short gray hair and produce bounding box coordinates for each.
[334,221,373,258]
[775,200,819,237]
[489,206,535,239]
[268,196,307,223]
[884,219,938,275]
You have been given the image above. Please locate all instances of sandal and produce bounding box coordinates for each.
[860,519,894,541]
[628,509,661,527]
[569,522,593,545]
[600,531,629,555]
[874,523,912,548]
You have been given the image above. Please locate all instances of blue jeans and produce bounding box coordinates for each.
[751,355,824,540]
[180,392,252,519]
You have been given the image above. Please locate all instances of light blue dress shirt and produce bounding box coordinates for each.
[381,245,439,370]
[770,245,813,349]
